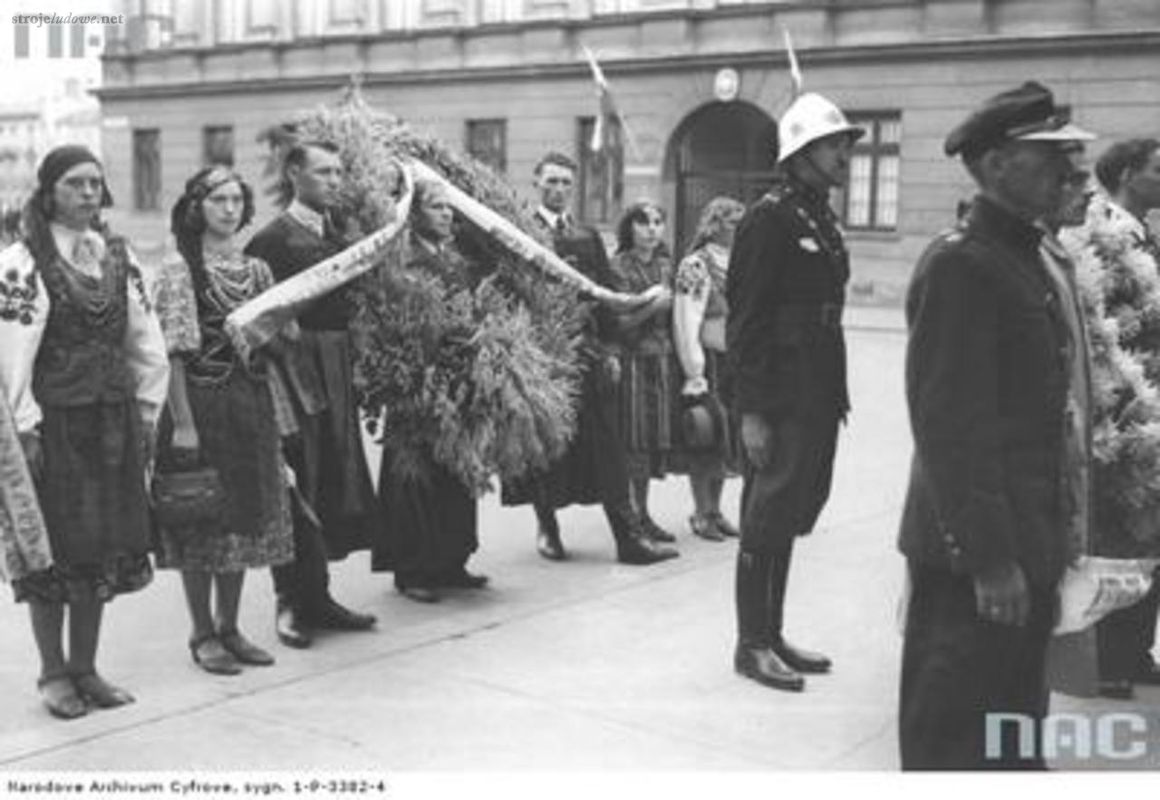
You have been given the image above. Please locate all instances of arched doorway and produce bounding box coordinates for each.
[664,101,778,256]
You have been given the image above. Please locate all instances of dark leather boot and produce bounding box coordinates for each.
[734,550,803,691]
[734,646,804,691]
[608,503,678,565]
[617,534,679,565]
[773,639,832,674]
[764,542,829,672]
[275,600,313,649]
[534,505,567,561]
[641,514,677,543]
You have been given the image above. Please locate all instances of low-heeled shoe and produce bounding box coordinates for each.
[37,675,88,720]
[316,600,377,630]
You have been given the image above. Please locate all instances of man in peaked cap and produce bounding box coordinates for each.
[726,92,862,692]
[897,81,1095,769]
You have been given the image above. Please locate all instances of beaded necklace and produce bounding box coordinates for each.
[202,249,260,314]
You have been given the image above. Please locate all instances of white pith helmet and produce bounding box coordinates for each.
[776,92,864,164]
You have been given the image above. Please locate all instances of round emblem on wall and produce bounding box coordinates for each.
[713,68,740,102]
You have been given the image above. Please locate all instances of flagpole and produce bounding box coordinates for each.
[581,44,642,162]
[782,25,803,98]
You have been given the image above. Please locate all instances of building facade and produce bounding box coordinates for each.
[0,1,120,211]
[98,0,1160,300]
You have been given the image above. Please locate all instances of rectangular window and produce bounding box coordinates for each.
[132,128,162,211]
[69,23,86,57]
[839,112,901,232]
[327,0,367,25]
[14,24,30,58]
[103,23,121,53]
[577,115,624,226]
[465,119,507,175]
[478,0,516,23]
[48,24,63,58]
[202,125,235,167]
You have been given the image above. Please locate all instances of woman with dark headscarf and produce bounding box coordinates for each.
[0,145,169,718]
[154,166,294,674]
[372,179,484,603]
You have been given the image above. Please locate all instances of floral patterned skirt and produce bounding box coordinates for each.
[154,368,293,573]
[16,401,153,603]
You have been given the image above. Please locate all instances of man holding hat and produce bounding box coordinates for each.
[726,92,862,692]
[898,81,1094,769]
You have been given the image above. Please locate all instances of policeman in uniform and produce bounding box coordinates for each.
[726,94,863,692]
[898,82,1094,769]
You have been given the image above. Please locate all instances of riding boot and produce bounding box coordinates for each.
[734,548,803,691]
[606,501,678,565]
[767,541,831,674]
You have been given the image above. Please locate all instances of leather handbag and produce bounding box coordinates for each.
[151,447,227,533]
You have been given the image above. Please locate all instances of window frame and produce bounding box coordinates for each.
[14,24,30,58]
[132,128,162,212]
[840,110,901,233]
[576,115,624,227]
[202,124,235,167]
[464,118,508,175]
[69,23,86,57]
[47,24,64,58]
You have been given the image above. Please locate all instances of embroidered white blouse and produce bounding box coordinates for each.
[672,242,730,396]
[0,233,170,435]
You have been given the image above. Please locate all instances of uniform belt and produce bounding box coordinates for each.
[776,302,844,331]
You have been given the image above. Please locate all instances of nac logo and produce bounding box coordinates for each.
[986,712,1149,761]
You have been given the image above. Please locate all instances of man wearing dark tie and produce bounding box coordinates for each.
[501,151,676,566]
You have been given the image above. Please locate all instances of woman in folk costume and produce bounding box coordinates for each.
[0,145,169,718]
[373,179,486,603]
[671,196,746,541]
[153,166,295,675]
[609,200,679,545]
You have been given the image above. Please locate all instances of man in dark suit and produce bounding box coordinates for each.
[898,82,1095,769]
[725,93,863,693]
[245,140,378,648]
[500,151,676,566]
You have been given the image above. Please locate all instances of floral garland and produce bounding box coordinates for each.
[1065,194,1160,556]
[259,85,585,496]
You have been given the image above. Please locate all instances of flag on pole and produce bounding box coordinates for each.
[581,45,641,160]
[782,26,803,97]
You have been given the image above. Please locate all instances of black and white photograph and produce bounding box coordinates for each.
[1,0,1159,791]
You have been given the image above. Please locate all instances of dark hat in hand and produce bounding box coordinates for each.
[944,81,1095,160]
[682,395,725,451]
